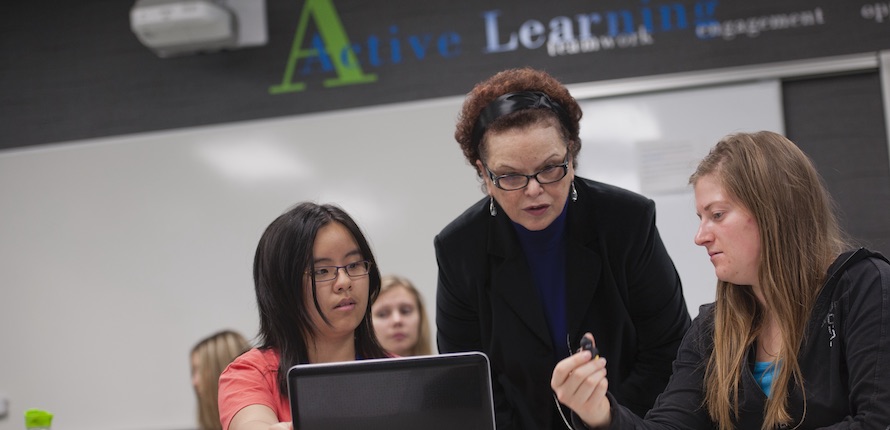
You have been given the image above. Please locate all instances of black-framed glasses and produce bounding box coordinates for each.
[308,261,373,282]
[484,154,570,191]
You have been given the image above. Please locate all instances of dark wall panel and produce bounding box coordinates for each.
[3,0,890,149]
[783,71,890,254]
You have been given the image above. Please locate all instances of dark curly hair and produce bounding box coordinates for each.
[454,68,583,176]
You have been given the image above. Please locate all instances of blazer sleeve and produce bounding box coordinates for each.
[434,227,526,429]
[434,233,480,352]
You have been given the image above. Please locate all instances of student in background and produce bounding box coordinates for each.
[191,330,250,430]
[552,131,890,429]
[372,274,433,356]
[218,202,389,430]
[435,67,691,429]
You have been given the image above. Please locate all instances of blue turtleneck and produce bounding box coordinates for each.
[512,199,569,362]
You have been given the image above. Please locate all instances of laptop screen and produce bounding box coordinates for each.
[287,352,495,430]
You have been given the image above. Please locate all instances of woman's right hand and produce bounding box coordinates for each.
[550,334,611,428]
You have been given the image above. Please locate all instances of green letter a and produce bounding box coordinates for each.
[269,0,377,94]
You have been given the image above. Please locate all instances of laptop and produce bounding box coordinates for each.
[287,351,495,430]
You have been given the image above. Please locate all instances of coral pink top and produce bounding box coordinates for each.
[218,348,290,430]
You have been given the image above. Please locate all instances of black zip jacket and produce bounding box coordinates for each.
[604,249,890,429]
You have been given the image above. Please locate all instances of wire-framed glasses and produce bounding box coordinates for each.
[308,260,373,282]
[484,154,569,191]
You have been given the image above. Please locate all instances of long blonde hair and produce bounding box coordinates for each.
[378,275,433,356]
[191,330,251,430]
[689,131,848,430]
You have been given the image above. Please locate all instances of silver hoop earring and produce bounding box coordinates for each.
[571,181,578,202]
[489,196,497,216]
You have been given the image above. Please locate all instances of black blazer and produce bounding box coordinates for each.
[435,177,691,429]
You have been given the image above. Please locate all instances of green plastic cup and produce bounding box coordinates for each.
[24,409,53,429]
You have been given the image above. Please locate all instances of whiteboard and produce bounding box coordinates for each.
[0,80,781,430]
[0,98,478,430]
[575,79,784,316]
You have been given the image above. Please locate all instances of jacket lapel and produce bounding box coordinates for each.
[565,238,602,338]
[565,182,603,340]
[488,210,553,346]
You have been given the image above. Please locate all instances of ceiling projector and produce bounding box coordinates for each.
[130,0,267,58]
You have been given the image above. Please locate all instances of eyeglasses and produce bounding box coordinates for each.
[484,155,570,191]
[308,261,373,282]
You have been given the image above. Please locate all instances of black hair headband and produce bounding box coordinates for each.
[472,91,571,145]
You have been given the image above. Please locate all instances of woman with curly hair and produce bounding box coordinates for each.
[435,68,691,429]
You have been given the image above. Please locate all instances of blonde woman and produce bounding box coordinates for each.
[190,330,250,430]
[372,275,432,356]
[552,131,890,429]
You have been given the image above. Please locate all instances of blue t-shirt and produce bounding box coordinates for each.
[752,360,781,397]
